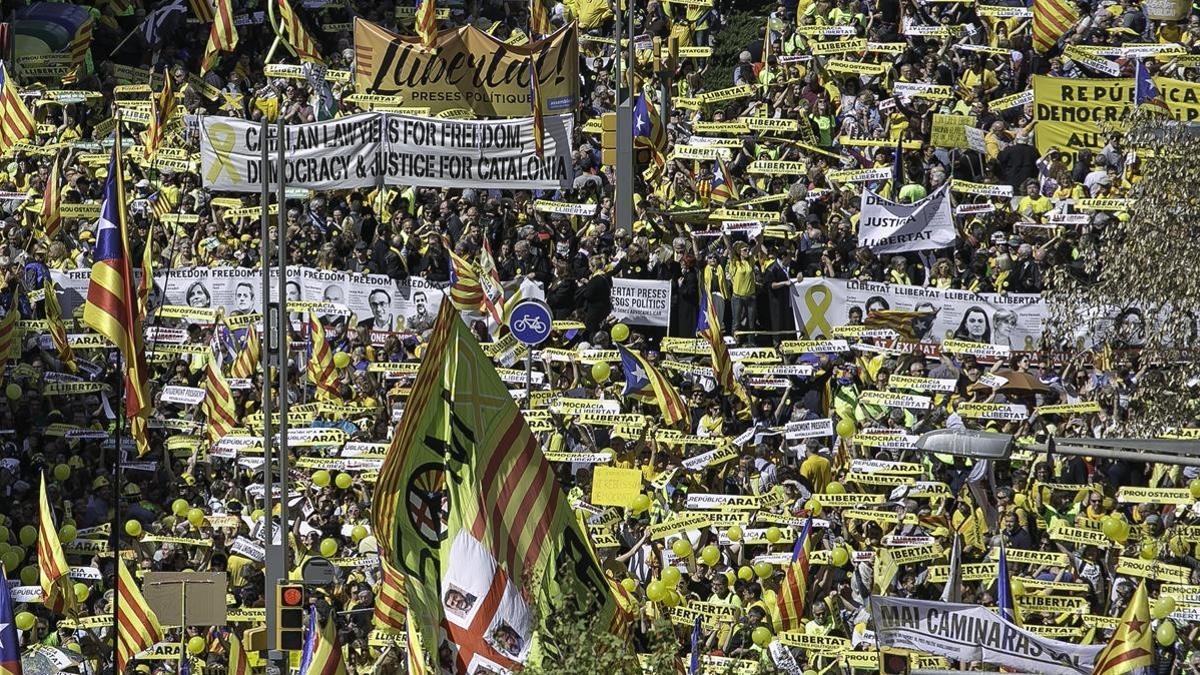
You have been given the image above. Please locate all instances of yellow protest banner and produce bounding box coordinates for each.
[1116,487,1194,505]
[931,113,975,145]
[1115,557,1191,583]
[353,18,578,117]
[590,466,643,507]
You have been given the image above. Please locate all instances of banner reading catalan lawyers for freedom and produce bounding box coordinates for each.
[1032,75,1200,152]
[857,184,955,254]
[200,112,574,192]
[353,18,579,118]
[871,597,1100,675]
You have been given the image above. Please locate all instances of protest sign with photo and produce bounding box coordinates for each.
[789,278,1046,348]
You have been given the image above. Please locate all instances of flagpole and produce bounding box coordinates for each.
[111,117,125,675]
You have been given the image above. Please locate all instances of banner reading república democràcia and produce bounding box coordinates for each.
[1032,74,1200,153]
[871,597,1100,675]
[200,112,575,192]
[353,18,579,117]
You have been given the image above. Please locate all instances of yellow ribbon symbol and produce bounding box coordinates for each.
[803,284,833,338]
[205,123,241,184]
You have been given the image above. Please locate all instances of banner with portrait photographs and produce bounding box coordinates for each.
[50,267,445,335]
[789,278,1047,350]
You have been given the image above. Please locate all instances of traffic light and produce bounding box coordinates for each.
[275,584,305,651]
[601,112,617,167]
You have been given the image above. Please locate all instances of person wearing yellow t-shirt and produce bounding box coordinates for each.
[799,442,831,493]
[1016,180,1053,220]
[726,237,760,333]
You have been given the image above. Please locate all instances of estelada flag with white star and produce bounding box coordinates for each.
[0,563,21,675]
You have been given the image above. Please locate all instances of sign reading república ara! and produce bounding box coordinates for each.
[200,112,574,192]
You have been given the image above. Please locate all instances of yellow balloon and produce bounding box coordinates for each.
[14,611,34,631]
[621,578,638,593]
[74,582,88,603]
[630,493,652,513]
[1140,541,1158,560]
[1157,621,1177,646]
[187,635,206,655]
[187,508,205,528]
[312,470,331,487]
[124,520,142,537]
[754,562,773,579]
[172,499,189,517]
[700,545,720,566]
[831,546,850,567]
[335,473,353,489]
[662,567,681,588]
[58,524,76,543]
[333,352,351,369]
[319,538,338,557]
[1190,478,1200,499]
[765,527,782,544]
[805,498,823,516]
[5,383,21,400]
[662,590,680,607]
[351,525,368,542]
[737,565,754,581]
[646,580,666,602]
[611,323,630,343]
[671,539,693,558]
[1153,595,1177,620]
[591,361,611,383]
[751,626,772,647]
[726,526,743,542]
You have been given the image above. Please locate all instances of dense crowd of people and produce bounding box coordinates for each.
[2,0,1200,673]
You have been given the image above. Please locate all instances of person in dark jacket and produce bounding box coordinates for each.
[575,256,613,336]
[671,251,700,336]
[996,135,1040,190]
[546,256,576,320]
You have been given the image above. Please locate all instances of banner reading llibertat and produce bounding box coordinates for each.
[199,112,575,192]
[353,18,579,117]
[788,278,1047,349]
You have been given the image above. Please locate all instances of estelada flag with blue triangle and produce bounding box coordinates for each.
[0,564,21,675]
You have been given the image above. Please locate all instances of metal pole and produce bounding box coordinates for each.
[275,114,290,578]
[525,352,533,411]
[259,116,278,652]
[614,0,633,235]
[1024,442,1200,468]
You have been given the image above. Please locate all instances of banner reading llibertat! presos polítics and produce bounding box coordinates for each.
[353,18,579,118]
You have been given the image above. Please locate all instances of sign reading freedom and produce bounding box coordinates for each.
[354,18,579,117]
[200,112,574,192]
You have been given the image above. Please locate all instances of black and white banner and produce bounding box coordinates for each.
[610,278,672,327]
[871,598,1101,675]
[858,184,955,254]
[200,112,574,192]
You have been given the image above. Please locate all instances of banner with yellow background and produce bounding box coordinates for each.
[1032,75,1200,153]
[354,18,579,118]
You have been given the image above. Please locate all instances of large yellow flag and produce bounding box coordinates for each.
[1093,581,1154,675]
[372,301,616,672]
